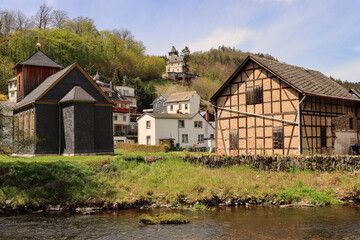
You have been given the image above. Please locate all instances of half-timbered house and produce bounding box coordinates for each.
[211,55,360,155]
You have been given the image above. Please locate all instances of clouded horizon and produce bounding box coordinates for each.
[1,0,360,82]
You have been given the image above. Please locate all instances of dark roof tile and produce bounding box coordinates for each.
[13,50,64,69]
[59,86,95,103]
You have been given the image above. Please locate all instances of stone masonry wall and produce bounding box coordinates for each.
[181,154,360,172]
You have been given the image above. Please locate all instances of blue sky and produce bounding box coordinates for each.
[2,0,360,82]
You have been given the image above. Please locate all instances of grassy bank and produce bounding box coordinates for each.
[1,150,360,212]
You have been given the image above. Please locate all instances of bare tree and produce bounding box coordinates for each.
[32,3,53,29]
[118,28,133,41]
[13,10,31,31]
[0,9,15,35]
[52,10,68,29]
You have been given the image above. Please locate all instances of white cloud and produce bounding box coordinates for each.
[188,27,258,52]
[326,59,360,82]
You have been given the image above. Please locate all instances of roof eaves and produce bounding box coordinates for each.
[249,56,304,94]
[210,56,252,102]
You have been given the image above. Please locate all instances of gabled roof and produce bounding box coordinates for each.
[148,112,196,119]
[13,50,64,69]
[15,63,113,109]
[211,55,359,102]
[349,89,360,98]
[169,46,178,54]
[138,112,197,121]
[8,77,16,82]
[166,91,197,103]
[168,55,184,63]
[59,86,96,103]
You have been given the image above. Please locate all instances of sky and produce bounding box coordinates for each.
[1,0,360,82]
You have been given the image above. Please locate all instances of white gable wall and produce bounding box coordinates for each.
[138,114,157,145]
[138,113,214,148]
[167,92,200,114]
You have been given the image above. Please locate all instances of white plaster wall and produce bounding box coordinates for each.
[166,93,200,114]
[334,131,358,154]
[154,113,214,148]
[138,115,156,145]
[189,92,200,113]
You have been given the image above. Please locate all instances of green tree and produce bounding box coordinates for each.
[128,77,157,112]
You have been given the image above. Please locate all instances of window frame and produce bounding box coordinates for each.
[246,85,263,105]
[178,120,185,128]
[273,127,284,149]
[182,134,188,143]
[198,134,204,143]
[146,120,151,129]
[194,121,203,128]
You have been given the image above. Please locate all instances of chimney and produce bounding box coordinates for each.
[206,110,209,121]
[110,81,114,90]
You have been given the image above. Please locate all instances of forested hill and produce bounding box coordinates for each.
[188,46,276,84]
[0,5,165,95]
[168,47,277,100]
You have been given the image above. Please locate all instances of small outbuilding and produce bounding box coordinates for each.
[13,48,114,155]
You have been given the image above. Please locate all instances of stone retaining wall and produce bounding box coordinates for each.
[182,155,360,171]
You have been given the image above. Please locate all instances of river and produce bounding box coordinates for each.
[1,206,360,239]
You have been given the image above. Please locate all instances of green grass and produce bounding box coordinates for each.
[139,213,190,225]
[0,150,359,209]
[152,79,174,86]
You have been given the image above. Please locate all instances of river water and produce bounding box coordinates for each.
[1,206,360,239]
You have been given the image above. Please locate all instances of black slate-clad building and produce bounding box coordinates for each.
[13,51,114,155]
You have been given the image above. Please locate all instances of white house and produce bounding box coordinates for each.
[166,91,200,114]
[138,112,214,148]
[8,77,17,102]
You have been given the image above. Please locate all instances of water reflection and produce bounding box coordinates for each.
[1,206,360,239]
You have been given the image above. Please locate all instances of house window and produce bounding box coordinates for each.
[230,130,239,149]
[170,105,173,111]
[17,113,23,140]
[179,104,182,110]
[114,116,118,121]
[30,110,34,137]
[321,126,326,148]
[14,115,18,140]
[146,136,151,145]
[123,116,126,121]
[146,120,151,129]
[109,92,112,97]
[182,134,188,143]
[273,127,284,149]
[246,85,263,105]
[349,118,354,130]
[179,120,185,128]
[210,134,214,139]
[194,121,203,128]
[185,104,188,110]
[24,111,28,138]
[198,134,204,143]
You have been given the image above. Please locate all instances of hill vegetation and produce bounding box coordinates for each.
[0,4,165,97]
[155,46,277,100]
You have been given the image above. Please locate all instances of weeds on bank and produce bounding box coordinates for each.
[0,150,359,208]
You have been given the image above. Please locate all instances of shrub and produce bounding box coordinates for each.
[116,142,167,153]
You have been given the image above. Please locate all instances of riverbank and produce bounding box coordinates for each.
[1,150,360,214]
